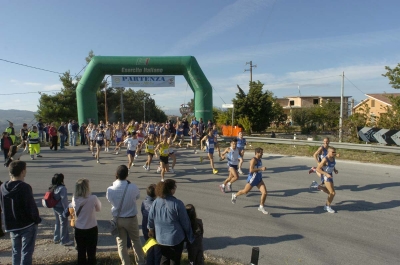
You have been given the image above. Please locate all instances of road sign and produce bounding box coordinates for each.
[222,104,234,108]
[357,127,400,146]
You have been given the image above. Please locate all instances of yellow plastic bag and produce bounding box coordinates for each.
[142,238,158,253]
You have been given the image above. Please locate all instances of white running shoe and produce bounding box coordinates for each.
[258,206,269,214]
[231,193,236,204]
[156,167,161,173]
[170,168,175,173]
[194,150,197,154]
[226,184,232,192]
[97,160,99,164]
[135,154,138,158]
[143,165,147,170]
[161,179,165,182]
[325,206,335,213]
[238,169,244,175]
[115,151,119,155]
[146,167,150,171]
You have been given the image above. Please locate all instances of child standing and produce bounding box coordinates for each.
[186,204,204,265]
[141,184,161,265]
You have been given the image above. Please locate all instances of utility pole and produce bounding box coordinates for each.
[339,71,344,142]
[120,88,125,122]
[244,61,257,83]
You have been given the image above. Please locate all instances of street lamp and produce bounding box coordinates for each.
[144,94,156,122]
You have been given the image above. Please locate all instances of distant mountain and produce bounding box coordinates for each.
[0,109,37,133]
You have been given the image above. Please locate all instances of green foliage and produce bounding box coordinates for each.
[233,81,283,132]
[292,100,340,134]
[36,71,78,123]
[382,63,400,89]
[342,102,371,142]
[237,116,252,134]
[377,95,400,130]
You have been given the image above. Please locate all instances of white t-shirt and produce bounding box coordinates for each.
[124,137,139,151]
[71,195,102,230]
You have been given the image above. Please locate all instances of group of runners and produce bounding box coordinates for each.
[2,116,339,216]
[81,119,339,215]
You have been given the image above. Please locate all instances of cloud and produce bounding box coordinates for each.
[10,79,18,83]
[43,84,61,90]
[166,0,274,54]
[24,82,42,86]
[14,99,21,103]
[199,28,400,66]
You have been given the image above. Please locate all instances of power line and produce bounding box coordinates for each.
[211,85,227,104]
[0,90,61,96]
[344,75,366,94]
[0,58,64,75]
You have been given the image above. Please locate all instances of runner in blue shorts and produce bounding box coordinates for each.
[219,138,240,193]
[316,146,338,213]
[200,128,219,174]
[231,147,269,215]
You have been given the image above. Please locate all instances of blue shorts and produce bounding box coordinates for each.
[247,174,262,187]
[237,147,244,153]
[228,164,238,170]
[176,131,183,136]
[191,136,196,140]
[96,140,104,146]
[321,175,333,183]
[116,137,122,143]
[127,150,136,156]
[207,147,214,155]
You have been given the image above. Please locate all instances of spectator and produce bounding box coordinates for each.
[148,179,194,264]
[80,123,87,145]
[106,165,145,265]
[37,119,45,142]
[44,123,50,143]
[271,131,276,138]
[186,204,204,265]
[71,120,79,146]
[20,123,29,150]
[5,121,16,144]
[68,120,73,146]
[0,161,42,264]
[72,178,102,265]
[1,131,12,162]
[58,122,67,150]
[141,184,161,265]
[49,123,58,151]
[50,173,74,246]
[182,118,189,136]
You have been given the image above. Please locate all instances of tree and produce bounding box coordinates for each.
[36,71,78,123]
[382,63,400,89]
[377,95,400,129]
[233,81,282,132]
[342,102,371,142]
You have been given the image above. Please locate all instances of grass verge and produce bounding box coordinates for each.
[245,142,400,166]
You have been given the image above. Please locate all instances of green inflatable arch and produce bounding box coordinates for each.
[76,56,213,125]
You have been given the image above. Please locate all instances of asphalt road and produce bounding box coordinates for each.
[1,144,399,265]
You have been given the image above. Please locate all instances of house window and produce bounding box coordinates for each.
[371,100,375,107]
[289,100,294,106]
[313,98,319,105]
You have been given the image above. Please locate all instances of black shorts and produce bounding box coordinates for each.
[160,156,168,164]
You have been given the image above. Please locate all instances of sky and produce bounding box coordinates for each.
[1,0,400,116]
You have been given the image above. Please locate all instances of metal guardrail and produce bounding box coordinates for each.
[218,136,400,154]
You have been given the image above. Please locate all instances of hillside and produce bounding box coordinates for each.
[0,109,37,132]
